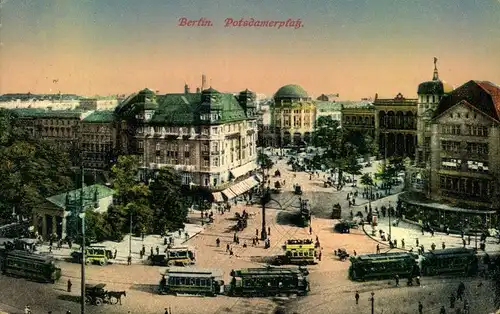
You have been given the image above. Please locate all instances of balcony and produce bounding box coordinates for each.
[201,151,209,156]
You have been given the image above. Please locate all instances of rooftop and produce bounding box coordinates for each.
[82,110,115,123]
[10,108,85,119]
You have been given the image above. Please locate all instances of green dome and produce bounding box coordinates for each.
[417,80,453,95]
[274,84,309,99]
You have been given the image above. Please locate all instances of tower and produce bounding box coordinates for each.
[201,74,207,91]
[415,57,453,165]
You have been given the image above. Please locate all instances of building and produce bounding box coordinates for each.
[114,87,259,192]
[341,100,376,137]
[315,101,342,123]
[415,58,454,165]
[400,80,500,229]
[374,93,418,158]
[33,184,115,240]
[267,84,316,147]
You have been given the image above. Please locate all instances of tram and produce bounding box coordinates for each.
[228,266,310,297]
[420,248,478,276]
[0,250,61,283]
[349,252,419,281]
[277,239,318,265]
[157,266,310,297]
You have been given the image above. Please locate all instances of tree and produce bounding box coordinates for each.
[344,155,363,186]
[149,167,188,233]
[360,173,375,210]
[0,109,74,224]
[257,151,274,175]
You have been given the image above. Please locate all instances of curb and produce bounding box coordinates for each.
[362,223,390,248]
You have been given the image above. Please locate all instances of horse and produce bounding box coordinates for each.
[107,291,126,305]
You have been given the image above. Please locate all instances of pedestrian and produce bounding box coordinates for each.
[467,235,471,245]
[440,305,446,314]
[229,249,234,256]
[67,279,72,292]
[150,247,154,257]
[353,250,357,256]
[49,245,52,253]
[431,243,436,251]
[450,293,456,308]
[268,227,271,236]
[156,246,159,255]
[216,238,220,247]
[139,249,144,259]
[431,229,435,237]
[416,238,419,247]
[318,251,322,261]
[226,243,230,252]
[114,249,117,259]
[401,238,405,248]
[127,255,132,265]
[376,244,380,254]
[457,282,465,301]
[442,242,446,250]
[418,301,423,314]
[309,226,312,235]
[256,228,259,237]
[164,307,169,314]
[355,291,360,304]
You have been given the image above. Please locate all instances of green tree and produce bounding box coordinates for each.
[0,109,74,223]
[360,173,375,209]
[149,167,188,233]
[344,155,363,186]
[257,150,274,175]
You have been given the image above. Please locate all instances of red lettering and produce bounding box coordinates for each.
[178,18,188,26]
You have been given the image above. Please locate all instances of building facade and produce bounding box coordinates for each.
[400,80,500,229]
[267,84,316,147]
[341,100,376,137]
[374,93,418,158]
[114,88,259,191]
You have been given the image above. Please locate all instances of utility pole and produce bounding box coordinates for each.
[129,214,133,260]
[80,166,86,314]
[260,167,268,241]
[370,292,375,314]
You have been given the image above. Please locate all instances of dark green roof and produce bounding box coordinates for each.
[82,111,115,123]
[10,108,84,119]
[116,90,251,125]
[316,101,342,112]
[274,84,309,99]
[46,184,115,211]
[418,80,453,95]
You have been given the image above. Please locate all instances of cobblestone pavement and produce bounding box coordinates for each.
[0,157,498,314]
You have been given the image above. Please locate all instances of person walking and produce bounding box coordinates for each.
[355,291,360,304]
[418,301,423,314]
[376,244,380,254]
[395,274,400,287]
[401,238,405,249]
[67,279,72,292]
[442,242,446,250]
[309,226,312,235]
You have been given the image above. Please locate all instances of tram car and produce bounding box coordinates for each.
[0,249,61,283]
[158,266,310,297]
[277,239,318,265]
[420,248,478,276]
[227,266,310,297]
[159,267,224,296]
[349,252,419,281]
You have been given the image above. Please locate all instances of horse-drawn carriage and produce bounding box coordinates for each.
[85,283,126,306]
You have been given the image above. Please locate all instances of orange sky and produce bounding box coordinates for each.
[1,0,499,99]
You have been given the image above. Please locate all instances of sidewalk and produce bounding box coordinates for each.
[35,223,205,265]
[363,216,500,254]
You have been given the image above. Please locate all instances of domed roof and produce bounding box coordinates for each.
[139,88,155,95]
[274,84,309,99]
[202,87,219,94]
[418,80,453,95]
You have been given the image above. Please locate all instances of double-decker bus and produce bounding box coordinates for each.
[0,250,61,283]
[349,252,419,281]
[420,248,478,276]
[228,266,310,297]
[278,239,318,265]
[158,267,224,296]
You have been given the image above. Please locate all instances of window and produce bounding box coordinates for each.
[155,155,161,163]
[467,126,488,137]
[467,160,488,173]
[203,157,209,167]
[155,143,161,151]
[466,142,488,155]
[441,141,460,152]
[212,142,219,152]
[441,125,461,135]
[138,141,144,149]
[212,157,219,167]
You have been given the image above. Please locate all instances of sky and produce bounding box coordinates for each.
[1,0,500,99]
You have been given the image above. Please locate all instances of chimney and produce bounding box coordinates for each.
[196,87,201,93]
[184,84,190,94]
[201,74,207,91]
[374,93,378,101]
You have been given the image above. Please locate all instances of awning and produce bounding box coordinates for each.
[229,182,248,196]
[212,192,224,203]
[221,188,237,200]
[247,176,260,188]
[230,162,257,179]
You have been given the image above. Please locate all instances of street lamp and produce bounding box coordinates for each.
[388,201,392,241]
[79,212,86,314]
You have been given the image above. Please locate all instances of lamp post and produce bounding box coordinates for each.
[260,167,268,241]
[79,212,86,314]
[129,214,133,261]
[388,200,392,241]
[370,292,375,314]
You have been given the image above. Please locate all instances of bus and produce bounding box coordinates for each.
[71,246,113,266]
[420,248,478,276]
[228,266,310,297]
[0,250,61,283]
[349,252,419,281]
[279,239,318,265]
[158,267,224,296]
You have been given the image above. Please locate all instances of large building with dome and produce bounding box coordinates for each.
[401,59,500,230]
[261,84,317,147]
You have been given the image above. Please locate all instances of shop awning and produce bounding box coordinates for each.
[247,176,261,188]
[212,192,225,203]
[230,162,257,179]
[221,188,237,200]
[229,182,248,196]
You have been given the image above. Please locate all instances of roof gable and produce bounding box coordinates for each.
[433,80,500,122]
[432,100,498,124]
